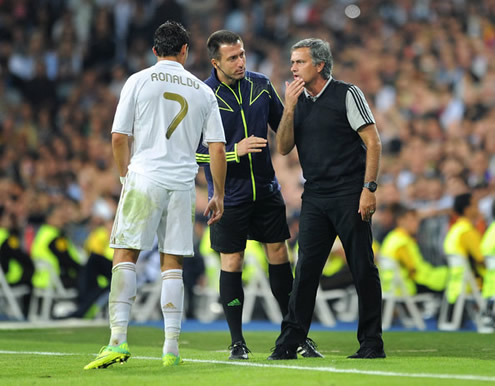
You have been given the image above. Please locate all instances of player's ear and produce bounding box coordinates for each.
[152,46,158,57]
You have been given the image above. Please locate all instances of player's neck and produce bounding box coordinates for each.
[157,56,186,66]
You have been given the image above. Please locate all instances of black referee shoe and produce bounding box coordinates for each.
[297,338,324,358]
[267,345,297,360]
[228,341,251,360]
[348,347,386,359]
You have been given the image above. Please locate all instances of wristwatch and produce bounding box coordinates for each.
[363,181,378,192]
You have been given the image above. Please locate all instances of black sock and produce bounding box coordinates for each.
[268,262,293,317]
[219,270,244,344]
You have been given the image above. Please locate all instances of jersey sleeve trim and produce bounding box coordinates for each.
[196,148,239,164]
[347,85,375,130]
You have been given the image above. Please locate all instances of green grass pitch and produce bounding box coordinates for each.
[0,326,494,385]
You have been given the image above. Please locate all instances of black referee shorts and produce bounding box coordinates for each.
[210,191,291,254]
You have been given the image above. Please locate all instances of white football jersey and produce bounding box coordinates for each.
[112,60,225,190]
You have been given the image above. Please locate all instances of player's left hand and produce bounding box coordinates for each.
[358,189,376,222]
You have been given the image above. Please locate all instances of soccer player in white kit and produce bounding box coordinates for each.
[84,21,227,370]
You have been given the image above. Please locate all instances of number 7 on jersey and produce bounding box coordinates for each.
[163,92,188,139]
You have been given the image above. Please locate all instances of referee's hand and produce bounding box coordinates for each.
[204,194,224,225]
[237,135,267,156]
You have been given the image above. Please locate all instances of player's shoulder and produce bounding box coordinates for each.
[182,69,216,98]
[123,66,154,89]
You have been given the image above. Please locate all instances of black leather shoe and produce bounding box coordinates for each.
[297,338,324,358]
[348,347,386,359]
[267,345,297,360]
[229,341,251,360]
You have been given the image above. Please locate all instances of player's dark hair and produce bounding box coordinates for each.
[153,20,189,57]
[207,30,243,60]
[453,192,472,215]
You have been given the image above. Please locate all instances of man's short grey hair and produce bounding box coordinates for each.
[292,38,333,79]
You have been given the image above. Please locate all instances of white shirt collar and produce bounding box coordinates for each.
[156,60,184,69]
[304,76,332,101]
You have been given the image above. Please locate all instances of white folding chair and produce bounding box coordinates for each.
[0,266,30,320]
[379,255,429,330]
[314,285,358,326]
[28,260,78,321]
[131,278,163,322]
[438,254,485,331]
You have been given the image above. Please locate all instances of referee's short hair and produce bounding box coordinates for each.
[292,38,333,79]
[207,30,243,60]
[153,20,190,57]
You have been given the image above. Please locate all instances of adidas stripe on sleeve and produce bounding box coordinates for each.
[346,85,375,131]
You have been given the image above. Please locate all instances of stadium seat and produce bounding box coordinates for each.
[0,266,30,321]
[438,255,485,331]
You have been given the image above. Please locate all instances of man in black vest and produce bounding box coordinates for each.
[268,38,385,360]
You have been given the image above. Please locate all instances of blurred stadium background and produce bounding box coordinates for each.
[0,0,495,335]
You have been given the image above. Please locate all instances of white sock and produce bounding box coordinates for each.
[161,269,183,356]
[108,262,136,346]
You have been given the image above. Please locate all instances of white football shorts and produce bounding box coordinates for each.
[110,171,195,255]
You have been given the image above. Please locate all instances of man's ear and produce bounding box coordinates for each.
[181,43,188,56]
[317,61,325,73]
[152,46,158,57]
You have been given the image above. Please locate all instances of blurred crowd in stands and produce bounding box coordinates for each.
[1,0,495,326]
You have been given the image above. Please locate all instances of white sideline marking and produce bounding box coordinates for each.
[0,350,494,383]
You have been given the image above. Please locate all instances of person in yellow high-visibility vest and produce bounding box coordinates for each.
[379,204,447,296]
[443,193,484,305]
[480,200,495,330]
[31,203,81,290]
[0,211,34,317]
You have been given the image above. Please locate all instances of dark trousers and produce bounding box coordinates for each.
[276,192,383,350]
